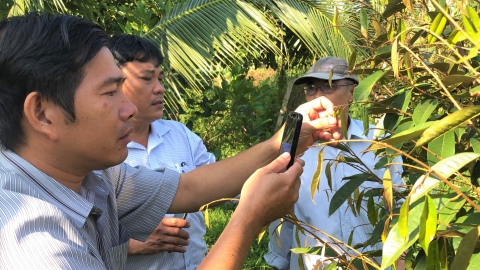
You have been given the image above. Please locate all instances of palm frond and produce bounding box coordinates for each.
[144,0,282,98]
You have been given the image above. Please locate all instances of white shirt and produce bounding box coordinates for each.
[124,119,215,270]
[265,118,403,270]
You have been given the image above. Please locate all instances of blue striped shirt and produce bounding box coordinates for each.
[0,150,180,269]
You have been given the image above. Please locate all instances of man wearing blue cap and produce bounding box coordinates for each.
[264,57,404,269]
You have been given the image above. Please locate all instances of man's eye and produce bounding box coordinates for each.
[104,90,116,96]
[141,77,152,81]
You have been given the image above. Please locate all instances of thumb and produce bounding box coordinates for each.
[264,152,291,173]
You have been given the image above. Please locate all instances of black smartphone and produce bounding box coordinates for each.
[173,213,188,219]
[280,112,303,169]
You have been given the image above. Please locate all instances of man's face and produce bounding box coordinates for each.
[304,78,355,106]
[56,47,138,170]
[120,60,165,126]
[304,78,355,127]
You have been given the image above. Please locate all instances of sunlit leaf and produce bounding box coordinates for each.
[470,86,480,96]
[428,12,447,44]
[427,130,455,166]
[437,192,466,230]
[367,121,436,151]
[382,199,424,269]
[412,99,438,126]
[410,153,480,204]
[398,17,407,42]
[354,70,389,102]
[392,38,399,78]
[324,262,338,270]
[398,198,410,241]
[383,168,393,213]
[419,195,437,256]
[416,106,480,148]
[257,224,268,243]
[466,6,479,32]
[451,226,480,270]
[311,146,325,201]
[441,74,477,87]
[402,0,413,14]
[204,207,210,228]
[349,49,357,71]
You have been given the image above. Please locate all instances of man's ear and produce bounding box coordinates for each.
[23,92,59,141]
[348,84,356,104]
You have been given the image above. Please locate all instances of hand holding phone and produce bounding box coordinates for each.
[280,112,303,169]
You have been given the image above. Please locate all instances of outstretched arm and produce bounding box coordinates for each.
[198,153,304,270]
[168,96,341,214]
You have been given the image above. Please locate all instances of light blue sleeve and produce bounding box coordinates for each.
[264,219,294,269]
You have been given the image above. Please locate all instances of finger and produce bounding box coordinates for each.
[157,235,190,247]
[264,152,291,174]
[159,227,190,240]
[164,245,187,253]
[162,217,191,228]
[296,96,336,121]
[284,159,304,179]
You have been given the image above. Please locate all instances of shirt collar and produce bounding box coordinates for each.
[127,120,171,152]
[0,150,94,228]
[347,117,368,140]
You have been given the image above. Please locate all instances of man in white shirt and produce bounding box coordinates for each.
[109,34,215,270]
[264,57,404,269]
[0,13,345,270]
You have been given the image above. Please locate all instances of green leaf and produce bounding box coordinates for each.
[466,6,480,32]
[329,175,369,216]
[311,146,324,201]
[392,38,399,78]
[451,226,480,270]
[326,161,333,191]
[437,193,466,230]
[428,12,447,44]
[354,70,389,102]
[367,121,436,151]
[415,106,480,148]
[367,192,377,225]
[471,137,480,153]
[398,198,410,241]
[470,86,480,96]
[324,262,338,270]
[412,99,438,126]
[427,130,455,166]
[425,239,440,269]
[360,8,368,32]
[381,199,424,269]
[419,195,437,256]
[409,153,480,204]
[398,17,407,42]
[441,74,477,87]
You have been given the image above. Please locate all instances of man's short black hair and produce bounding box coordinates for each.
[109,34,163,67]
[0,12,108,151]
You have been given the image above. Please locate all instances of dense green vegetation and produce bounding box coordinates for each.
[3,0,480,269]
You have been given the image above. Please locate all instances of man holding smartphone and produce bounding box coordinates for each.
[0,13,342,270]
[265,57,404,269]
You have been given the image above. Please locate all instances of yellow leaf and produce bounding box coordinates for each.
[383,168,393,213]
[402,0,414,14]
[310,146,325,201]
[392,38,399,79]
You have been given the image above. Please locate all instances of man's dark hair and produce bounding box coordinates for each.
[0,12,108,151]
[109,34,163,67]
